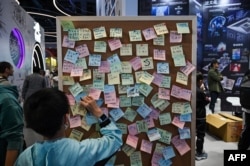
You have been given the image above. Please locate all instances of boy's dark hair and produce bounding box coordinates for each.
[0,61,12,73]
[197,72,203,83]
[23,88,69,138]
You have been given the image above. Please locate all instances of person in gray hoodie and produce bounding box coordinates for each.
[21,66,46,100]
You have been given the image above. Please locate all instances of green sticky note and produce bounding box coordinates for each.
[119,95,132,107]
[136,120,148,133]
[123,107,137,122]
[139,83,153,97]
[159,112,172,125]
[116,123,127,134]
[157,128,172,145]
[132,96,144,106]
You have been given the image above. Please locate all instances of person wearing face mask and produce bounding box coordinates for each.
[15,88,123,166]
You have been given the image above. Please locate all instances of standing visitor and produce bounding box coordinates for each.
[0,61,24,166]
[207,59,223,113]
[21,66,46,100]
[238,69,250,150]
[196,72,210,160]
[0,61,14,85]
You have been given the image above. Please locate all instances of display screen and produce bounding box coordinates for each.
[138,0,189,16]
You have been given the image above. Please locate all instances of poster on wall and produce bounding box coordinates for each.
[201,0,250,111]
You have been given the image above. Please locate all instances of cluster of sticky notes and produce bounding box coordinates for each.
[60,20,195,165]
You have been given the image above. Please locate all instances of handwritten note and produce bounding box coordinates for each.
[141,57,154,70]
[94,41,107,53]
[64,49,79,64]
[170,31,182,43]
[89,54,101,66]
[75,44,89,58]
[108,38,122,51]
[176,22,190,34]
[154,23,168,35]
[153,49,166,61]
[120,44,133,56]
[136,44,148,56]
[62,35,75,48]
[129,30,142,41]
[171,135,191,156]
[153,35,165,46]
[110,28,122,38]
[140,139,153,154]
[93,26,107,39]
[142,27,157,40]
[109,108,124,121]
[69,115,82,128]
[176,72,188,85]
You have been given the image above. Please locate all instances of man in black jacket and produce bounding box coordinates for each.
[196,72,210,160]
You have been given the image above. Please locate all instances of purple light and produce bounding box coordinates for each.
[12,28,25,68]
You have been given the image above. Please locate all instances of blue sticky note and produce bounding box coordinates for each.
[104,85,115,93]
[89,54,101,66]
[85,112,98,125]
[109,108,124,121]
[75,92,87,103]
[64,49,79,64]
[158,157,172,166]
[96,98,104,107]
[179,113,191,122]
[136,103,152,118]
[178,127,191,139]
[162,146,176,160]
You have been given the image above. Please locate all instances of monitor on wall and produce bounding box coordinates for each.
[138,0,189,16]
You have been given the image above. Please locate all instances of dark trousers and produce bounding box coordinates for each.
[0,139,7,166]
[209,91,219,113]
[238,112,250,150]
[196,119,206,154]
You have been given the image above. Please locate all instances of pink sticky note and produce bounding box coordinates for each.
[66,94,75,105]
[104,91,117,104]
[151,152,163,166]
[180,61,196,76]
[180,89,192,101]
[88,88,102,100]
[171,135,191,156]
[149,107,160,120]
[128,123,139,135]
[98,61,110,73]
[142,27,157,40]
[144,117,155,128]
[69,115,82,128]
[107,98,120,108]
[63,61,74,73]
[126,134,139,149]
[140,139,153,154]
[153,49,166,61]
[75,44,90,58]
[171,85,182,99]
[152,72,164,87]
[108,38,122,51]
[172,116,185,129]
[158,88,170,100]
[62,35,75,48]
[129,57,142,71]
[70,67,83,77]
